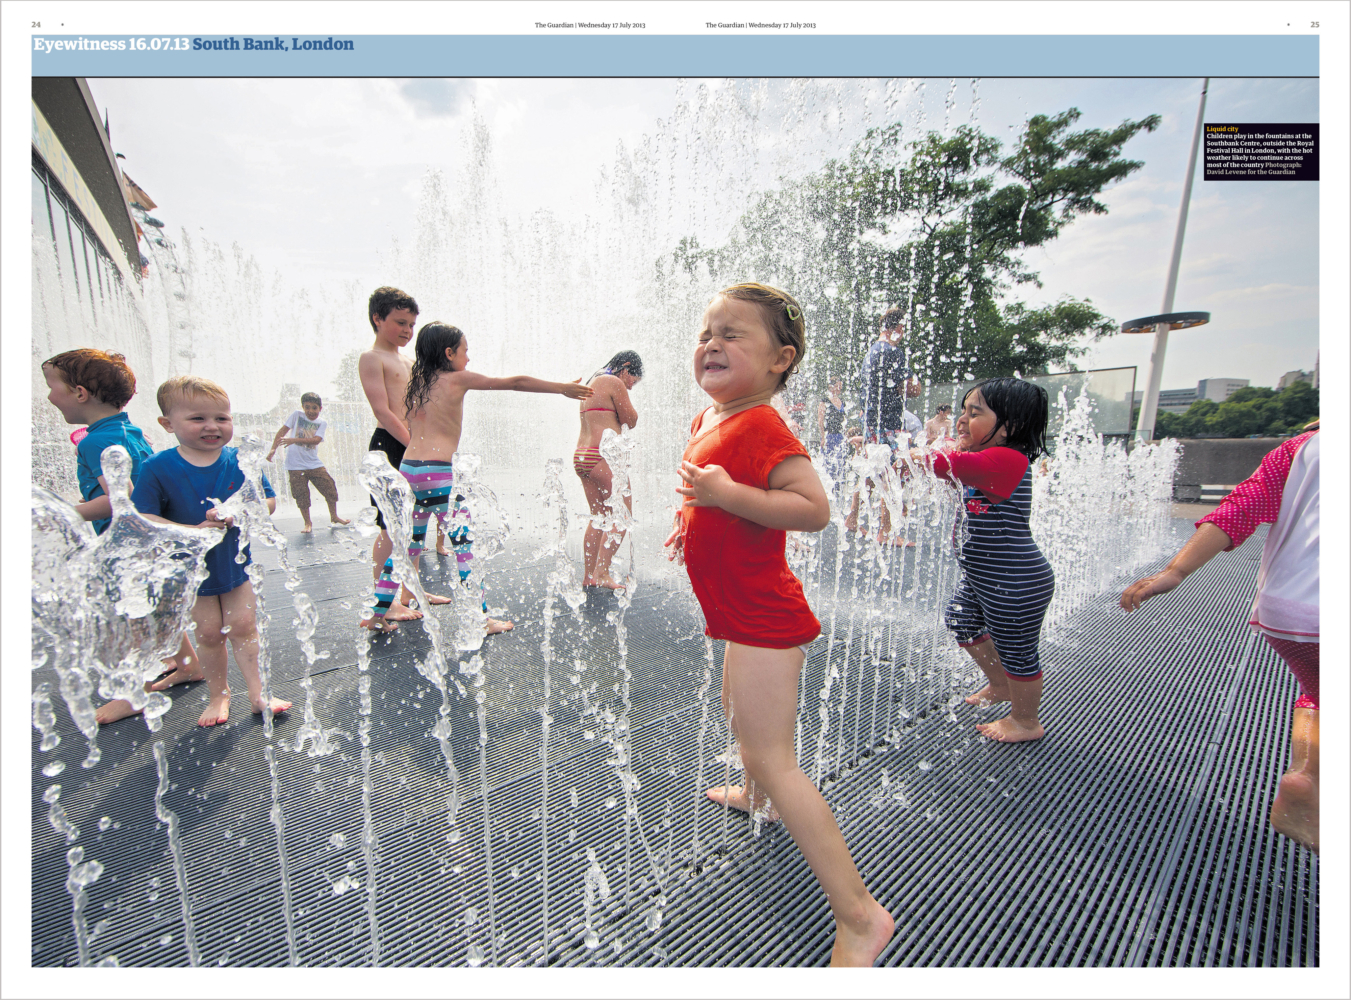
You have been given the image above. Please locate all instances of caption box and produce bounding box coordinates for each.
[1203,123,1319,181]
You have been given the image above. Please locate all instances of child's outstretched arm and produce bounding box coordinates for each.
[678,455,830,532]
[455,371,593,399]
[1119,522,1232,611]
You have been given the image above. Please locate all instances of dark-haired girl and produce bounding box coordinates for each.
[916,377,1054,742]
[574,351,643,588]
[364,321,592,632]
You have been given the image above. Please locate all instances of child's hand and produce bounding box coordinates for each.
[1119,569,1184,611]
[677,460,734,509]
[663,515,685,565]
[204,507,235,529]
[265,450,276,462]
[561,380,594,400]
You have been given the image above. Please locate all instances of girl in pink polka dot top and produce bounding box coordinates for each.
[1121,423,1319,854]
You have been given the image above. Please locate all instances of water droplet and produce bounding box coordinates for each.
[159,933,172,946]
[327,832,346,849]
[584,929,599,949]
[917,760,932,771]
[463,907,479,926]
[466,943,485,967]
[98,816,112,832]
[603,796,617,809]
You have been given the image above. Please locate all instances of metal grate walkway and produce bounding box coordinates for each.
[30,519,1316,967]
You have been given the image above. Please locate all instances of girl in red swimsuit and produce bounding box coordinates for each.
[665,282,894,967]
[573,351,643,588]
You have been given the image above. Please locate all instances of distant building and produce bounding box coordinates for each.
[1277,369,1315,390]
[1134,378,1250,414]
[1196,378,1249,403]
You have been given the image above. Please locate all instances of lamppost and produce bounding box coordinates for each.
[1130,77,1211,443]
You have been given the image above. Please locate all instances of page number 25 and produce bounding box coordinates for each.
[1311,20,1319,26]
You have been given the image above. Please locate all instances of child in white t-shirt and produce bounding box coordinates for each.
[267,392,349,533]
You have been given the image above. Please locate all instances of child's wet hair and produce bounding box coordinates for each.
[301,392,322,407]
[962,377,1049,458]
[43,348,138,409]
[880,305,907,333]
[715,282,806,393]
[592,350,644,382]
[156,375,230,415]
[368,286,419,332]
[404,321,465,415]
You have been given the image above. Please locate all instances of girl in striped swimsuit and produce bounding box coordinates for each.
[366,321,592,631]
[573,351,643,588]
[917,377,1054,743]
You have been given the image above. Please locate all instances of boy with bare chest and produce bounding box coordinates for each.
[358,287,449,628]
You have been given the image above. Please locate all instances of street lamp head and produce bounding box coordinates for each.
[1121,311,1211,334]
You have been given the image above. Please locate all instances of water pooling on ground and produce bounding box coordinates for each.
[31,79,1186,966]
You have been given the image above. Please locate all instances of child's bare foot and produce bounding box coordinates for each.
[385,602,423,622]
[360,616,399,632]
[976,717,1044,742]
[704,785,780,822]
[830,898,895,967]
[253,697,291,718]
[593,574,626,591]
[148,665,205,692]
[486,618,514,635]
[95,699,143,725]
[1270,771,1319,853]
[300,522,313,534]
[436,543,450,556]
[422,592,454,606]
[198,692,232,727]
[330,516,351,526]
[964,684,1009,707]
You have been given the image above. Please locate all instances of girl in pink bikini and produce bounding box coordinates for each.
[573,351,643,588]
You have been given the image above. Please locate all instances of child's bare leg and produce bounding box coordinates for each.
[1270,706,1319,852]
[192,595,233,727]
[961,638,1011,706]
[580,465,620,586]
[975,674,1044,743]
[220,583,290,718]
[705,662,777,818]
[148,634,202,690]
[435,521,449,556]
[327,501,349,526]
[294,476,313,533]
[96,635,202,723]
[844,490,861,533]
[720,642,894,967]
[367,531,420,625]
[594,490,632,589]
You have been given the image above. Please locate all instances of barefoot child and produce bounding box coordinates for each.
[266,391,350,532]
[41,349,198,724]
[365,321,594,632]
[664,283,894,967]
[132,376,291,727]
[917,377,1053,742]
[358,286,430,627]
[1120,423,1320,852]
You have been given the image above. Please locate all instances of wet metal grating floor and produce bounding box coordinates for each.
[31,520,1316,967]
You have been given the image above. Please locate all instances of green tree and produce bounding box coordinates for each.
[667,107,1159,389]
[1153,384,1317,438]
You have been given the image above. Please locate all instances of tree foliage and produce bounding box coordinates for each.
[666,107,1160,392]
[1154,381,1318,438]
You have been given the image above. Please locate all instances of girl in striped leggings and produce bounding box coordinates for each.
[915,377,1054,743]
[366,321,592,632]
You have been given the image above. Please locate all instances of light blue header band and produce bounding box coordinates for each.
[30,34,1318,77]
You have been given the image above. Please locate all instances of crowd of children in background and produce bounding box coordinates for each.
[40,280,1318,967]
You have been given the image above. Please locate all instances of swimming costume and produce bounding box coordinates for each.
[573,447,603,476]
[680,405,821,649]
[933,448,1054,679]
[369,459,484,620]
[368,427,406,530]
[582,407,617,413]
